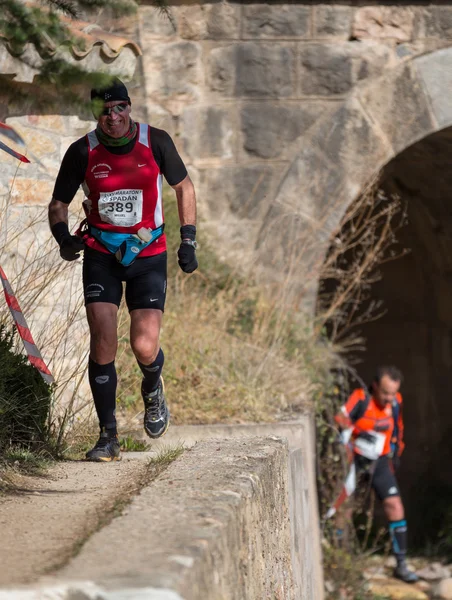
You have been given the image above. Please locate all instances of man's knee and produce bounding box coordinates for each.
[130,309,162,364]
[132,334,159,364]
[383,495,404,521]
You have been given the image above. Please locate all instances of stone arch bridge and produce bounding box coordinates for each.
[3,1,452,540]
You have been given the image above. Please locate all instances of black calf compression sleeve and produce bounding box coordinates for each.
[88,358,118,433]
[389,519,408,564]
[138,348,164,394]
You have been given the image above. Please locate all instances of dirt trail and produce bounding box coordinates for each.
[0,453,152,587]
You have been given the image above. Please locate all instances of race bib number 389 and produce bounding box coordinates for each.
[98,189,143,227]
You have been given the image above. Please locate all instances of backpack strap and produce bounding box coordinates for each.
[349,388,371,423]
[391,396,400,455]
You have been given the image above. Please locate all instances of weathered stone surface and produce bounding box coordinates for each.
[357,63,435,154]
[207,45,236,95]
[353,6,415,42]
[413,7,438,39]
[0,44,40,83]
[56,438,294,600]
[242,4,311,38]
[417,562,451,581]
[417,580,432,593]
[266,144,348,231]
[15,129,57,156]
[208,43,295,98]
[9,179,55,206]
[5,116,91,179]
[435,8,452,38]
[416,47,452,130]
[180,105,236,161]
[198,164,279,222]
[253,143,348,298]
[139,5,177,38]
[142,41,202,105]
[299,42,393,96]
[194,161,282,268]
[300,44,346,96]
[236,43,295,97]
[369,579,428,599]
[254,195,330,296]
[9,115,66,134]
[312,97,392,196]
[240,102,320,159]
[253,95,394,294]
[433,578,452,599]
[145,104,175,136]
[176,2,240,40]
[314,5,353,39]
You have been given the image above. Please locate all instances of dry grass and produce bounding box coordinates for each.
[114,188,333,426]
[0,161,405,449]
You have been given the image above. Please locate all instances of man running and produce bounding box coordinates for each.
[48,79,197,462]
[334,366,418,583]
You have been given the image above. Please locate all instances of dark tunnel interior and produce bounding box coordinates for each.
[332,125,452,550]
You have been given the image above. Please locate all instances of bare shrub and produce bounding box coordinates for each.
[0,178,91,454]
[314,178,409,594]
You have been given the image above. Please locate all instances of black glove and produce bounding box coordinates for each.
[60,235,85,261]
[51,222,84,262]
[178,240,198,273]
[178,224,198,273]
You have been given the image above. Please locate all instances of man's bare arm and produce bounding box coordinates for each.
[48,197,69,228]
[172,175,196,227]
[172,175,198,273]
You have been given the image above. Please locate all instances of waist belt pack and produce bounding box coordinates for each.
[89,224,165,266]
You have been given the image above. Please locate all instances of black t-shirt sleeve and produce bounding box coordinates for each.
[52,137,88,204]
[150,127,188,186]
[53,127,188,202]
[348,398,367,423]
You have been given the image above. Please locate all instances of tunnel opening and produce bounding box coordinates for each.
[318,125,452,555]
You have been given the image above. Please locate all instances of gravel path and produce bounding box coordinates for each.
[0,453,152,586]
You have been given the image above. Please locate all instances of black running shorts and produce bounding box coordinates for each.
[83,247,167,312]
[355,454,400,501]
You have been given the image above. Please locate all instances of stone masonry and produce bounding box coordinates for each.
[133,2,452,293]
[3,1,452,564]
[4,2,452,333]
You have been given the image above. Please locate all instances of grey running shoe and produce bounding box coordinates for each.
[143,378,170,439]
[86,432,121,462]
[393,562,419,583]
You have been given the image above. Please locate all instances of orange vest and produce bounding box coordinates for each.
[337,388,404,457]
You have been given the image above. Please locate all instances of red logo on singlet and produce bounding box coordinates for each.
[92,163,112,179]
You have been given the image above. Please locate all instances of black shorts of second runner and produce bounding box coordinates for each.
[83,246,167,312]
[354,454,400,501]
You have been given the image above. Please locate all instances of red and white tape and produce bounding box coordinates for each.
[0,266,54,385]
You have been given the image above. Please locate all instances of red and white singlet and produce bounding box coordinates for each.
[82,123,166,257]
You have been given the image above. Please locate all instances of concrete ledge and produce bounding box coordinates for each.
[123,420,309,452]
[126,419,324,600]
[2,438,294,600]
[122,418,323,600]
[0,585,183,599]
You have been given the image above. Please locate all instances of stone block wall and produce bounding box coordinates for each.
[3,3,452,524]
[4,2,452,291]
[136,2,452,273]
[0,115,93,411]
[1,3,452,397]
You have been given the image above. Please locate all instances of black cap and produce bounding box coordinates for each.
[90,78,130,104]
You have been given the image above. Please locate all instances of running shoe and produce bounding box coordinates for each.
[85,431,121,462]
[143,378,170,439]
[393,562,419,583]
